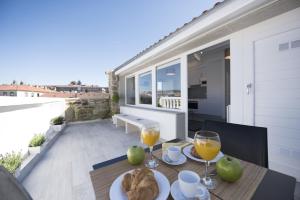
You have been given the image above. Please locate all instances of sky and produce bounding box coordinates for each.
[0,0,219,87]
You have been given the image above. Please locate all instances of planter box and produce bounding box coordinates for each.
[51,123,66,132]
[28,146,41,155]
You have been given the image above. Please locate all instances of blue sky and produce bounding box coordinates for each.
[0,0,219,86]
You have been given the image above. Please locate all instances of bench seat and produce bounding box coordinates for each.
[112,114,158,133]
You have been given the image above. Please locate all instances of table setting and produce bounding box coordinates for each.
[89,123,294,200]
[103,124,247,200]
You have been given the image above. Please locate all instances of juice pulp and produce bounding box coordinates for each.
[141,129,160,146]
[194,139,221,161]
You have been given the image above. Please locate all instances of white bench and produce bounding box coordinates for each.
[112,114,158,134]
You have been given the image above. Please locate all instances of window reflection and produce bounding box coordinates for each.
[156,63,181,109]
[139,72,152,105]
[126,77,135,105]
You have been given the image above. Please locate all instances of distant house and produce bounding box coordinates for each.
[0,85,52,97]
[45,85,108,93]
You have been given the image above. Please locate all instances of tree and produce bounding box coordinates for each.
[20,81,24,85]
[12,80,17,85]
[70,81,76,85]
[77,80,82,85]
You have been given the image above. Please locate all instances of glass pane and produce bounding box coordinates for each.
[126,77,135,105]
[156,63,181,109]
[139,72,152,105]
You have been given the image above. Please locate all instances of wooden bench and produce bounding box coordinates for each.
[112,114,158,134]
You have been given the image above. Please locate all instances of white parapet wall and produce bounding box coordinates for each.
[0,97,67,155]
[120,106,185,141]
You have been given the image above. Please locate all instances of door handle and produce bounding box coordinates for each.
[246,83,252,95]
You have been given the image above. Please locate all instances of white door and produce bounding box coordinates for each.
[254,28,300,181]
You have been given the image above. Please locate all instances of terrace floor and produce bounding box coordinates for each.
[22,119,142,200]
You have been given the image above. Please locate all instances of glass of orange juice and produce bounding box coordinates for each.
[194,131,221,189]
[141,125,160,168]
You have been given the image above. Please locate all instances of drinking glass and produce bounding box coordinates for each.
[194,131,221,189]
[141,125,160,168]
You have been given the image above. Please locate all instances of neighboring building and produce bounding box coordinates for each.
[46,85,108,93]
[111,0,300,181]
[0,85,52,97]
[41,91,109,99]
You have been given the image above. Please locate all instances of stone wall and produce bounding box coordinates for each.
[107,70,120,115]
[65,95,110,122]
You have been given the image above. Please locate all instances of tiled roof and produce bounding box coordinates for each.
[0,85,53,93]
[114,1,225,72]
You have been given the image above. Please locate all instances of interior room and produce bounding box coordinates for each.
[188,41,230,138]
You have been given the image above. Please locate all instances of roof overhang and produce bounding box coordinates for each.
[114,0,300,75]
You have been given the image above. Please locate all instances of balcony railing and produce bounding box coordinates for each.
[158,97,181,109]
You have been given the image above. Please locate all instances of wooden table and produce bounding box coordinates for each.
[90,140,296,200]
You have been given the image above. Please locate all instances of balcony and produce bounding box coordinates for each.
[158,97,181,109]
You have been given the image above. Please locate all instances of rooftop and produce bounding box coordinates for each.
[0,85,53,93]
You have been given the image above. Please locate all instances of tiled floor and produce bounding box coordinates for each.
[22,119,142,200]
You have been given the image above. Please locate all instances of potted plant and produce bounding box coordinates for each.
[28,134,46,155]
[0,151,22,174]
[50,116,65,132]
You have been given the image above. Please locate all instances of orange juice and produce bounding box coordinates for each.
[194,139,221,161]
[141,129,160,146]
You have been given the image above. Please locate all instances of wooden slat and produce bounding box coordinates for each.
[90,143,267,200]
[211,160,267,200]
[153,148,207,176]
[90,159,179,200]
[153,148,267,200]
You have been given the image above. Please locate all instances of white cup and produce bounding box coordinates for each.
[178,170,206,199]
[167,146,181,162]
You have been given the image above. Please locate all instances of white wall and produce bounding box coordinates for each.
[0,97,66,155]
[120,106,185,141]
[16,91,41,97]
[0,96,64,106]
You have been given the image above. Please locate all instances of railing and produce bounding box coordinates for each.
[158,97,181,109]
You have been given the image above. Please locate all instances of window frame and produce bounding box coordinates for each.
[125,75,136,105]
[138,70,153,106]
[123,59,182,112]
[156,59,182,110]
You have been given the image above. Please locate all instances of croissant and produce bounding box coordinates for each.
[191,146,202,159]
[122,168,159,200]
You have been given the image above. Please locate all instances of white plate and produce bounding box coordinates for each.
[109,169,170,200]
[183,145,224,163]
[171,180,210,200]
[162,153,187,165]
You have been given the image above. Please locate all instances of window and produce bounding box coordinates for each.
[126,76,135,105]
[156,63,181,109]
[10,92,15,96]
[3,92,7,96]
[139,71,152,105]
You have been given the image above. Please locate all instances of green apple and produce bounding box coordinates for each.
[127,146,145,165]
[216,156,243,182]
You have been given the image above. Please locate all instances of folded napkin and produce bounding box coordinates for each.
[162,142,191,153]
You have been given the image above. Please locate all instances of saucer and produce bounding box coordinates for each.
[162,153,187,165]
[171,180,210,200]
